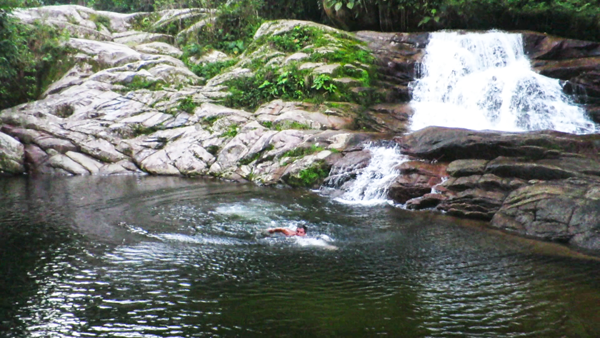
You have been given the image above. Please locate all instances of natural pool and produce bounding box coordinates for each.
[0,176,599,337]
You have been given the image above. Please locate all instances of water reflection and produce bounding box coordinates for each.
[0,176,599,337]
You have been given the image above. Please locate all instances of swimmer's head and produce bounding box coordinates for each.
[296,225,307,236]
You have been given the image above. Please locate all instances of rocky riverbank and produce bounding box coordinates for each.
[1,5,599,252]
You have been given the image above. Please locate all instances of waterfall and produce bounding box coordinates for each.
[409,31,596,134]
[333,145,408,206]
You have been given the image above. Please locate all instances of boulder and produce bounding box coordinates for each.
[0,132,25,175]
[492,178,600,251]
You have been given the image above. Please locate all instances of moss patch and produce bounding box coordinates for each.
[286,161,330,187]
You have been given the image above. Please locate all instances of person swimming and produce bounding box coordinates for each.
[267,225,307,237]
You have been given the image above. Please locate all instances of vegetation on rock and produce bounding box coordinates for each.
[0,5,71,109]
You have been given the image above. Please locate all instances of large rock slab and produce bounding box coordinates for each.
[396,126,600,161]
[492,178,600,251]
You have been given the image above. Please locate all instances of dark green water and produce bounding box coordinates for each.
[0,176,599,337]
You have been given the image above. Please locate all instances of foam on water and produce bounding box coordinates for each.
[410,31,596,134]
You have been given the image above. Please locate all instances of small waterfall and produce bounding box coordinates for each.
[410,31,596,134]
[333,145,408,206]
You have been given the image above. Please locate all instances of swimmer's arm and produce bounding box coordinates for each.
[267,228,295,236]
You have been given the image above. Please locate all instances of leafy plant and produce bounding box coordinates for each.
[124,76,164,91]
[0,15,71,109]
[206,145,220,155]
[177,97,198,113]
[311,74,337,93]
[276,121,312,130]
[90,13,112,31]
[188,59,237,82]
[286,161,329,187]
[221,124,238,138]
[282,144,325,158]
[267,25,314,52]
[131,123,160,137]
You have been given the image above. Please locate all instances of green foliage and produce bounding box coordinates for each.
[206,145,220,155]
[223,65,312,109]
[0,15,71,110]
[267,25,314,52]
[183,0,264,56]
[89,13,112,31]
[131,12,160,31]
[124,76,164,91]
[311,74,337,93]
[259,121,273,128]
[177,97,197,113]
[287,161,329,187]
[282,144,325,158]
[203,115,221,126]
[276,121,312,130]
[325,0,365,12]
[221,124,238,138]
[440,0,600,41]
[187,59,237,82]
[131,123,160,137]
[239,152,261,165]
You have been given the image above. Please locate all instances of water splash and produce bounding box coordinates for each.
[410,31,596,134]
[334,145,408,206]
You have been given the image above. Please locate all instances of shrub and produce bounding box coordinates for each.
[0,15,71,110]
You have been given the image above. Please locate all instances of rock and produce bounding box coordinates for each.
[355,31,426,88]
[324,149,371,187]
[523,31,600,60]
[65,151,103,174]
[535,57,600,81]
[312,63,341,75]
[134,42,183,58]
[193,50,230,64]
[439,188,508,220]
[176,17,217,43]
[446,159,488,177]
[405,193,447,210]
[253,20,348,40]
[587,105,600,123]
[396,126,600,161]
[205,68,253,87]
[283,52,309,65]
[113,31,174,46]
[363,103,412,133]
[0,132,25,174]
[151,8,211,33]
[492,178,600,250]
[47,153,90,175]
[67,38,144,68]
[387,161,447,204]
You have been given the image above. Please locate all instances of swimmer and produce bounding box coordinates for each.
[267,225,307,237]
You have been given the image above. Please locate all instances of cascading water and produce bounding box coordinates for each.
[409,31,596,134]
[329,31,597,205]
[333,145,408,205]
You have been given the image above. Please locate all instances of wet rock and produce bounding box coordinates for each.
[0,132,25,175]
[446,159,488,177]
[325,149,371,188]
[387,161,447,204]
[362,103,412,133]
[492,178,600,250]
[523,32,600,60]
[405,193,447,210]
[396,126,600,161]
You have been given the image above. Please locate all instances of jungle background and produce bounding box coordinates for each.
[2,0,600,110]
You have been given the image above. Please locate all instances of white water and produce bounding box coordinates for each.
[334,145,409,206]
[410,31,596,134]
